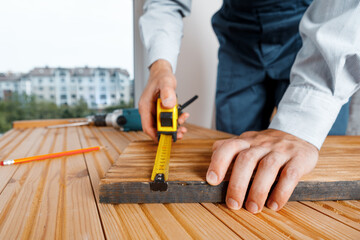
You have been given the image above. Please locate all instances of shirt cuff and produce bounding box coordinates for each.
[269,86,343,149]
[146,35,180,73]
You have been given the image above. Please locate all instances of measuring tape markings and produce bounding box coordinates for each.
[151,134,172,181]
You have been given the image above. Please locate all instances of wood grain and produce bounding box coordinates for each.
[100,137,360,203]
[1,122,360,239]
[12,118,86,129]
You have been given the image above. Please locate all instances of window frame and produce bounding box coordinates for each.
[133,0,148,107]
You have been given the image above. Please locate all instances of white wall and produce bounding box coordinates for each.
[176,0,222,129]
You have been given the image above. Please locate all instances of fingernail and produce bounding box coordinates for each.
[246,201,259,213]
[268,201,278,211]
[206,171,218,185]
[227,198,239,210]
[162,97,173,107]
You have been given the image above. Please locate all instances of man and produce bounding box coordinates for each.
[138,0,360,213]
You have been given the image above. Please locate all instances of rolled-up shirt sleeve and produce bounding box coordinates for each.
[139,0,192,73]
[269,0,360,149]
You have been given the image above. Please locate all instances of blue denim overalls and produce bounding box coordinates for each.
[212,0,349,135]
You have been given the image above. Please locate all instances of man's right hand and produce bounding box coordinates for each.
[138,59,189,141]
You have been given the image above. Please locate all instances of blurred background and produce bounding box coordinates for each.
[1,0,359,136]
[0,0,134,133]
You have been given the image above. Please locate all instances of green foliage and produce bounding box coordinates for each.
[0,93,93,133]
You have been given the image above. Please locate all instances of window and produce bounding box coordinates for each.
[101,87,106,91]
[71,94,76,99]
[61,78,65,83]
[79,87,83,91]
[100,94,106,100]
[89,86,94,91]
[39,87,43,91]
[101,78,105,83]
[60,94,67,100]
[38,79,42,83]
[49,87,54,91]
[78,79,82,83]
[61,87,66,91]
[71,79,75,83]
[90,95,95,99]
[111,94,116,98]
[50,95,55,99]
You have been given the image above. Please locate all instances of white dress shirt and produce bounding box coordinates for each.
[139,0,360,149]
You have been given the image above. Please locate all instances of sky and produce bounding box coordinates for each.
[0,0,134,78]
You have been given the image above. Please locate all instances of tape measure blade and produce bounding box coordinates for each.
[151,134,172,181]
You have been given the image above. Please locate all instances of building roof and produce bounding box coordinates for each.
[0,72,23,82]
[27,67,56,77]
[26,66,130,78]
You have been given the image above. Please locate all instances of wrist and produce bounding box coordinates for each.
[149,59,173,74]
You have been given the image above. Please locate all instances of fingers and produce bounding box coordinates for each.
[160,87,177,109]
[266,157,304,211]
[178,112,189,125]
[225,147,270,210]
[245,152,289,213]
[210,129,318,213]
[138,94,157,141]
[206,139,250,186]
[212,139,226,151]
[177,126,187,140]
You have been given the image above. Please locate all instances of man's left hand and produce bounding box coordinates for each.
[206,129,319,213]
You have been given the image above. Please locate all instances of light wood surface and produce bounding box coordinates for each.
[102,137,360,182]
[0,121,359,239]
[12,118,87,129]
[99,137,360,203]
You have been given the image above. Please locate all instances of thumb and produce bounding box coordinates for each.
[160,86,176,109]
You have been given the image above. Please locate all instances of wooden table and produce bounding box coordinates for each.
[0,120,359,239]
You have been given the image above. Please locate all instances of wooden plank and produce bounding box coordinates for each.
[12,118,86,129]
[165,203,241,239]
[0,128,59,239]
[99,137,360,203]
[217,204,297,239]
[201,203,261,239]
[76,126,130,239]
[0,127,105,239]
[300,201,360,230]
[0,128,45,193]
[218,202,360,239]
[57,127,104,239]
[276,202,360,239]
[140,204,192,239]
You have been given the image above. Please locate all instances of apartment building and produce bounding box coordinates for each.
[0,73,21,100]
[0,67,133,109]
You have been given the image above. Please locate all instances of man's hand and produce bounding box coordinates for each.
[138,59,189,141]
[206,129,319,213]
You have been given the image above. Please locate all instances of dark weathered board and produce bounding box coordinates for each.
[99,138,360,203]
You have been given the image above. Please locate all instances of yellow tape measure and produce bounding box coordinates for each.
[150,95,198,191]
[151,134,172,181]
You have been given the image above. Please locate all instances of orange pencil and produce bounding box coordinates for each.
[0,146,101,166]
